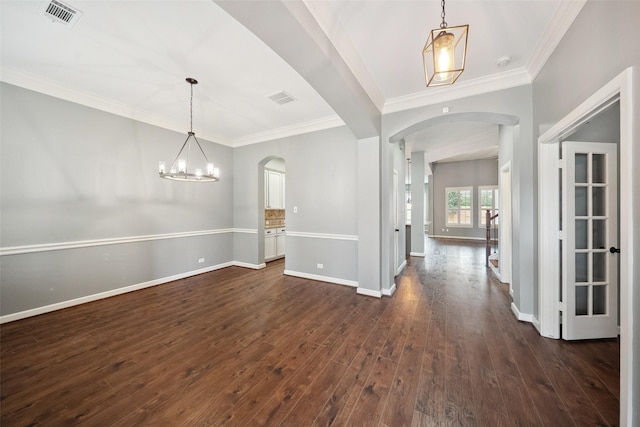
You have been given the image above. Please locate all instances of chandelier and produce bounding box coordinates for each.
[422,0,468,87]
[158,78,220,182]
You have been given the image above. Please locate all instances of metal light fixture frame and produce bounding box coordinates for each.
[422,0,468,87]
[159,78,220,182]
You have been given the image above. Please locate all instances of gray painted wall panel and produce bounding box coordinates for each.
[432,159,498,239]
[1,233,234,314]
[1,83,233,316]
[233,126,359,280]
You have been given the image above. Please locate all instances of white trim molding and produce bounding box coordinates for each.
[382,283,397,297]
[0,228,259,256]
[383,68,531,114]
[232,115,345,147]
[356,287,382,298]
[285,231,358,241]
[409,252,426,257]
[283,269,357,288]
[526,1,587,80]
[396,259,407,276]
[233,261,265,270]
[0,229,236,256]
[511,302,534,323]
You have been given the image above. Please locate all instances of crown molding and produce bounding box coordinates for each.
[383,68,532,114]
[231,115,345,147]
[526,0,587,80]
[0,65,234,147]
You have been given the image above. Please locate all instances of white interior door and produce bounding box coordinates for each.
[562,141,618,340]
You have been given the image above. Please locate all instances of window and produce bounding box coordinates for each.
[479,186,499,227]
[446,187,473,227]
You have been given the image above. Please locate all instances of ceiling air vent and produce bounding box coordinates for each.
[267,91,296,105]
[42,0,83,27]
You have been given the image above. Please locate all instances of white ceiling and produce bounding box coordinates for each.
[1,0,583,161]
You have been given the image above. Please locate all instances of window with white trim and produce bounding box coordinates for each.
[479,186,499,227]
[446,186,473,227]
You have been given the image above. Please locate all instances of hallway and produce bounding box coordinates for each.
[408,237,619,425]
[0,238,620,425]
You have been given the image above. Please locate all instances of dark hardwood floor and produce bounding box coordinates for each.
[1,238,619,426]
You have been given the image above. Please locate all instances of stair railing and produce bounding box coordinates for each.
[486,209,499,267]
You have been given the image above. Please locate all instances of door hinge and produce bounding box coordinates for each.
[558,301,566,312]
[558,158,564,168]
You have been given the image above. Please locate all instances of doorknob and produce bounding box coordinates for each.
[609,246,621,254]
[395,229,400,232]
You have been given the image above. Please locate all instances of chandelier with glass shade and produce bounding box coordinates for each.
[158,78,220,182]
[422,0,468,87]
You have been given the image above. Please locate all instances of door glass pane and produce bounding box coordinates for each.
[575,286,589,316]
[593,285,607,315]
[575,153,588,183]
[575,220,588,249]
[575,253,588,282]
[593,220,606,249]
[593,252,607,282]
[575,187,588,216]
[592,154,606,184]
[592,187,606,216]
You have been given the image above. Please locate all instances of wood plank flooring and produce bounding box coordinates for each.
[1,238,620,426]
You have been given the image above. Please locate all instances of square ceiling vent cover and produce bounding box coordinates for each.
[267,91,296,105]
[41,0,83,27]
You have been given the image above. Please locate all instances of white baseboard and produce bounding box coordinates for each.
[410,252,425,257]
[0,261,236,324]
[356,287,382,298]
[283,270,358,288]
[233,261,266,269]
[532,315,541,333]
[511,302,534,323]
[382,283,396,297]
[396,260,407,275]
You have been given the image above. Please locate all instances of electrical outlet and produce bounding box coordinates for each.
[317,263,324,269]
[198,258,205,263]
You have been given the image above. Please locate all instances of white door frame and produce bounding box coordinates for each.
[537,66,636,425]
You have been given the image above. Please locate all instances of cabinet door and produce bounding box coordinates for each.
[265,234,276,259]
[267,171,282,209]
[276,234,286,257]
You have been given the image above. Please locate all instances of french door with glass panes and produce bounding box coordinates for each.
[562,141,618,340]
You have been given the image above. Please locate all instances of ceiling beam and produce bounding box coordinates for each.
[214,0,381,139]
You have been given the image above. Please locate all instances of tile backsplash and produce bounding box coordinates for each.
[265,209,285,228]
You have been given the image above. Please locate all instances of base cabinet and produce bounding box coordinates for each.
[265,228,285,261]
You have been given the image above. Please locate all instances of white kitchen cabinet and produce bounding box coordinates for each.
[265,227,285,261]
[276,228,286,257]
[265,231,276,260]
[264,169,285,209]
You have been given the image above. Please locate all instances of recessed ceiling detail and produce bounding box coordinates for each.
[42,0,82,27]
[267,91,296,105]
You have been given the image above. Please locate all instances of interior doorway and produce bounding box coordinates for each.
[259,157,286,264]
[537,67,635,424]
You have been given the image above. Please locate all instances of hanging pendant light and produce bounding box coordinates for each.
[422,0,468,87]
[159,78,220,182]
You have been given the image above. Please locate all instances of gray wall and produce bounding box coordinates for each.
[233,126,359,283]
[532,1,640,421]
[432,159,498,239]
[0,82,233,316]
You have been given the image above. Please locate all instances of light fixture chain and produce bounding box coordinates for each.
[189,81,194,134]
[440,0,447,29]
